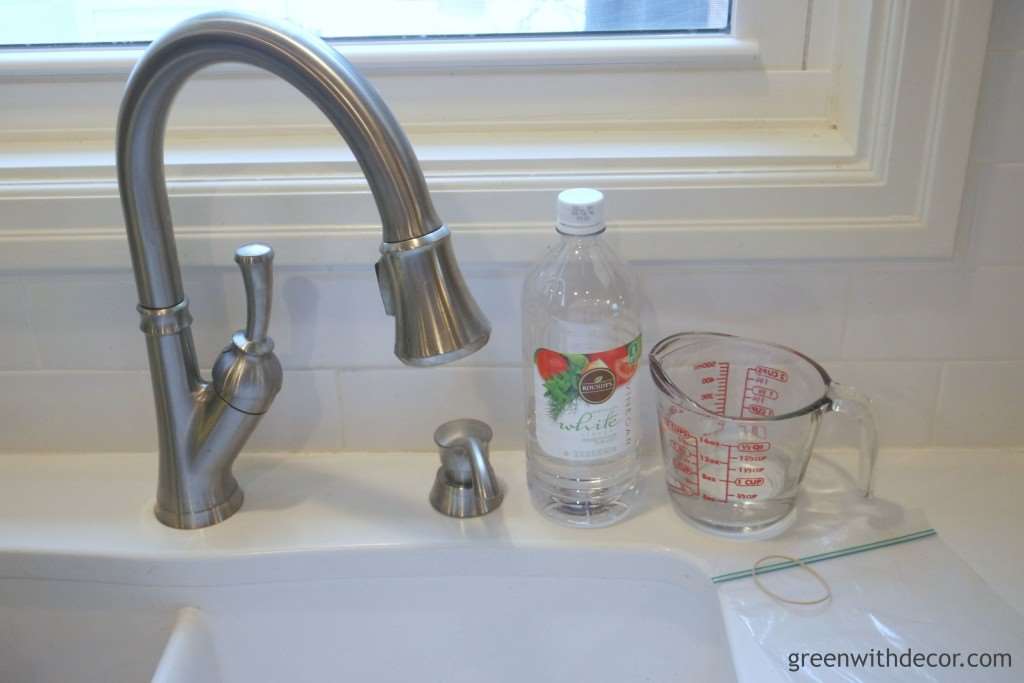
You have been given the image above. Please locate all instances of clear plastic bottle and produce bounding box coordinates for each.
[522,188,643,527]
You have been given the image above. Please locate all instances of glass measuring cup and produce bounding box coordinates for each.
[649,332,878,536]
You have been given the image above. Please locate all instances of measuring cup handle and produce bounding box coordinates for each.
[826,382,878,498]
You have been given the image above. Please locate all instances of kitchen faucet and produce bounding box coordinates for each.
[116,12,490,529]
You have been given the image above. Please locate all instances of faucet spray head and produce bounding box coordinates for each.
[375,225,491,366]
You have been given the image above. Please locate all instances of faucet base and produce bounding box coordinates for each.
[154,485,244,530]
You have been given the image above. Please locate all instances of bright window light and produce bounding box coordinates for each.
[0,0,731,47]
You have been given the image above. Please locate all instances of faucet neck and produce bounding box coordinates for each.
[116,11,441,308]
[118,12,489,530]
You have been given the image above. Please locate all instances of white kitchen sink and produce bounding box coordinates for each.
[0,546,736,683]
[0,576,177,682]
[7,452,1018,683]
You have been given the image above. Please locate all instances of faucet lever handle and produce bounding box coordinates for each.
[234,243,274,345]
[212,242,282,415]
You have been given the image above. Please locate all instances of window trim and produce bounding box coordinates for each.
[0,2,833,149]
[0,0,994,266]
[0,0,812,76]
[0,34,763,78]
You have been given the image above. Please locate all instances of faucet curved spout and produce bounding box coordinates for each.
[117,12,490,529]
[118,12,443,308]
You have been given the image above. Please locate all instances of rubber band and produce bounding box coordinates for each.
[752,554,832,605]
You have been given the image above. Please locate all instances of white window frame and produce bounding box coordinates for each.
[0,0,993,267]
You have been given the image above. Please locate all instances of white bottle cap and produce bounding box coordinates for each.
[556,188,605,235]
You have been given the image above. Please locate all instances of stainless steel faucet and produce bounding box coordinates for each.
[116,12,491,530]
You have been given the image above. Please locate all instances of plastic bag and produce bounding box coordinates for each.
[710,459,1023,682]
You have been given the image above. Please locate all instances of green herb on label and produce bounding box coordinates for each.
[627,337,641,365]
[541,352,587,420]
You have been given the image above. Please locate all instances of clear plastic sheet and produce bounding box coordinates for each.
[710,460,1024,682]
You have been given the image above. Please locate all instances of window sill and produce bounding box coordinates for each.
[0,34,761,80]
[0,119,924,268]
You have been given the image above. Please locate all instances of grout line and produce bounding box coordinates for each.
[801,0,814,71]
[819,357,1024,364]
[335,363,525,373]
[15,277,44,371]
[0,369,152,376]
[332,368,348,451]
[971,263,1024,271]
[835,271,853,359]
[8,359,1024,377]
[956,159,985,265]
[926,363,946,447]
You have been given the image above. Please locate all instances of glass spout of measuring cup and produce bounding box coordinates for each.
[649,332,878,537]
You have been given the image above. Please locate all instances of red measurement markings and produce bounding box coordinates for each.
[668,482,693,497]
[741,366,786,419]
[714,362,730,416]
[693,360,729,415]
[723,444,732,502]
[755,366,789,383]
[748,386,779,400]
[664,417,688,438]
[669,427,700,498]
[745,404,775,417]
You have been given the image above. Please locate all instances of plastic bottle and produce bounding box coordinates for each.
[522,188,643,527]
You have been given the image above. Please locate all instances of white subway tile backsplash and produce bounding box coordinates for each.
[0,371,155,452]
[456,268,526,367]
[234,269,386,369]
[934,362,1024,446]
[642,267,848,361]
[0,369,342,454]
[972,51,1024,163]
[842,266,1024,360]
[970,164,1024,264]
[990,0,1024,51]
[24,269,233,371]
[24,274,145,370]
[0,280,39,371]
[337,366,525,451]
[247,371,343,452]
[220,267,524,370]
[816,362,942,448]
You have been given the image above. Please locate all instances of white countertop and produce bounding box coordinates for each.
[0,447,1020,614]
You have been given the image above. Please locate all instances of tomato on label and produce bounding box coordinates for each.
[586,346,629,371]
[535,349,569,380]
[612,357,637,384]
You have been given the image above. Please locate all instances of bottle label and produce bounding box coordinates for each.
[533,335,641,461]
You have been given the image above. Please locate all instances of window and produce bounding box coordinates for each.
[0,0,995,265]
[0,0,730,46]
[0,0,822,136]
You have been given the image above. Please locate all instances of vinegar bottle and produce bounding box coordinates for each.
[522,188,643,527]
